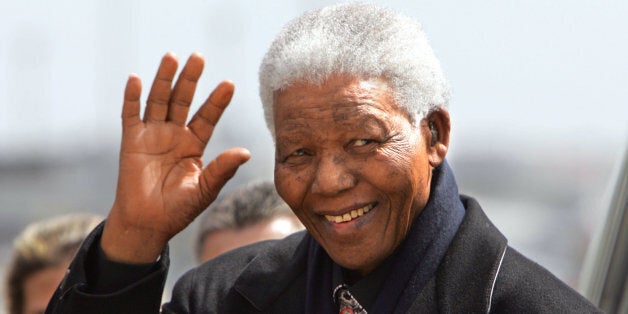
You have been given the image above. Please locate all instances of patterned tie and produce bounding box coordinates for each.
[333,284,368,314]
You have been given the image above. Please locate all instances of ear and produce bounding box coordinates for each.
[423,108,450,168]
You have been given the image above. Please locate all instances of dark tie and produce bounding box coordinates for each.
[333,284,367,314]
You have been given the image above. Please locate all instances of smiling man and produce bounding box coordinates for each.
[46,3,600,313]
[272,74,442,281]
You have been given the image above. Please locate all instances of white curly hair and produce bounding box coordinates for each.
[259,2,450,138]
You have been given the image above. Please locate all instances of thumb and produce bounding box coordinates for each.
[198,147,251,204]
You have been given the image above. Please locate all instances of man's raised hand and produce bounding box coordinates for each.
[102,52,250,263]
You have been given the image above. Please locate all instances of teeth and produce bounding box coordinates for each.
[325,204,374,224]
[343,213,351,222]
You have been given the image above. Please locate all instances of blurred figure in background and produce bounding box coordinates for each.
[4,213,102,314]
[195,181,303,263]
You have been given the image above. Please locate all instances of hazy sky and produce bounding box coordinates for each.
[1,0,626,165]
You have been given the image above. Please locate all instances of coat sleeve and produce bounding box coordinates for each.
[45,222,170,314]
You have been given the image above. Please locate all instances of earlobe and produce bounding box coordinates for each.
[429,142,449,168]
[425,108,450,168]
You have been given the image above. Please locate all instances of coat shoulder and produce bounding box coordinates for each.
[163,231,309,313]
[491,247,602,313]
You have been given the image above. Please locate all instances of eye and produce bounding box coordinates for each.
[352,139,375,147]
[291,148,307,156]
[347,138,379,154]
[280,148,311,164]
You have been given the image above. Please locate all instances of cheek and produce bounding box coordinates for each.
[375,142,419,184]
[367,153,415,211]
[375,141,430,211]
[274,166,307,214]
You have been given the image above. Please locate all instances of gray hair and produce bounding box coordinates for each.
[195,181,302,261]
[259,2,450,137]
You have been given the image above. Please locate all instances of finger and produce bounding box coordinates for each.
[122,73,142,129]
[144,52,178,122]
[199,147,251,204]
[188,80,235,145]
[167,52,205,125]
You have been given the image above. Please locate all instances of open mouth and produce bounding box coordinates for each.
[324,204,374,223]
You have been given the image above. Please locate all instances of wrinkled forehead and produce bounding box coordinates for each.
[272,76,417,148]
[273,74,397,110]
[273,75,411,128]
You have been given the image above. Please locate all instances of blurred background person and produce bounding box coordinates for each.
[195,181,303,263]
[3,213,102,314]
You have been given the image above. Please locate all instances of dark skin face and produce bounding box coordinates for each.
[273,74,449,279]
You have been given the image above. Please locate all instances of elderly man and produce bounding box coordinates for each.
[46,3,600,313]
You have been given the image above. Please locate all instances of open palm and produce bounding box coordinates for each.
[102,53,250,263]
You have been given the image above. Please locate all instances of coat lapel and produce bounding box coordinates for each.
[436,196,508,313]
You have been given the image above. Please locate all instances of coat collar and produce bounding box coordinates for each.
[230,163,509,313]
[435,196,508,313]
[232,161,477,312]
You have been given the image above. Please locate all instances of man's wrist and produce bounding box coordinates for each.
[100,218,167,264]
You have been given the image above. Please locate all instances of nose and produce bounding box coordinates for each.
[311,153,357,196]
